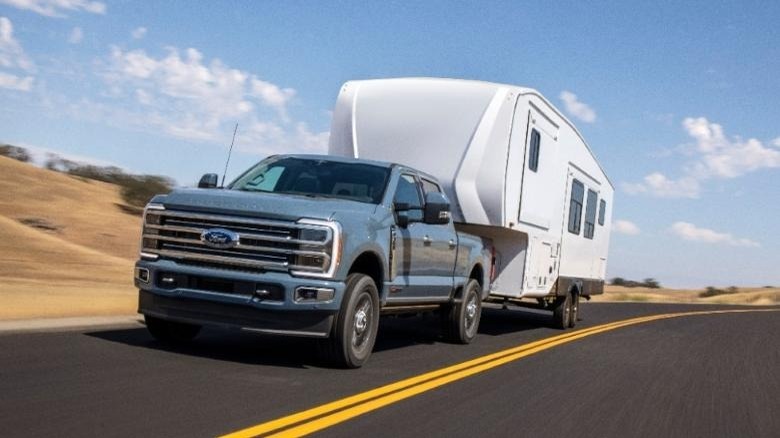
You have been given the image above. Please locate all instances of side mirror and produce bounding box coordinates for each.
[394,202,411,228]
[423,192,451,225]
[198,173,219,189]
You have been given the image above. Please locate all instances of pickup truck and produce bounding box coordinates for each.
[135,154,491,367]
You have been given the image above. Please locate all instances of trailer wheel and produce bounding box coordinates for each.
[551,291,572,330]
[444,279,482,344]
[568,291,580,328]
[144,315,201,343]
[318,273,379,368]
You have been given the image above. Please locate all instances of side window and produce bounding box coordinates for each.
[394,174,423,221]
[528,129,541,172]
[584,189,598,239]
[598,199,606,226]
[421,178,442,194]
[568,179,584,235]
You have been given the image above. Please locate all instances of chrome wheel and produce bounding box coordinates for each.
[352,295,373,352]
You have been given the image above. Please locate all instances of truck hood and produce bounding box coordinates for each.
[158,188,377,221]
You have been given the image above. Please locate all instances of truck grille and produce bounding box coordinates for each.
[140,208,337,275]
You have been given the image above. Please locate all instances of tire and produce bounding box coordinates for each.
[318,273,380,368]
[551,291,572,330]
[444,279,482,344]
[144,315,201,343]
[568,291,580,328]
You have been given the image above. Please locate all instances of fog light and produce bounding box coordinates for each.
[135,267,150,283]
[295,287,335,303]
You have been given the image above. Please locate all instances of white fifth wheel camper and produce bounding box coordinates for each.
[328,78,613,328]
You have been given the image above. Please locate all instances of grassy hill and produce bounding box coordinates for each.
[0,156,139,319]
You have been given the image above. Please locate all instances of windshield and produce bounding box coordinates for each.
[229,157,391,204]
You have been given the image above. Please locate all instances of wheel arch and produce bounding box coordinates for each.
[347,250,385,297]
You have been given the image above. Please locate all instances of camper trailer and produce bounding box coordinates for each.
[329,78,613,328]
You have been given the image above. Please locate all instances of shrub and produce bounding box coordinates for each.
[0,144,31,162]
[699,286,739,298]
[642,278,661,289]
[45,153,174,207]
[610,277,662,289]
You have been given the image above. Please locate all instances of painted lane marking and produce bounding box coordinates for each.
[220,308,779,438]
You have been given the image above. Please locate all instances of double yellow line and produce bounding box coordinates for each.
[220,308,778,438]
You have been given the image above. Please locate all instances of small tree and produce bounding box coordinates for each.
[611,277,626,286]
[642,278,661,289]
[0,144,31,162]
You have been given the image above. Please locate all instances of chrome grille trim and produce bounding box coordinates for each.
[141,209,335,274]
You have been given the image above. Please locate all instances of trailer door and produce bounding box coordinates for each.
[517,105,559,230]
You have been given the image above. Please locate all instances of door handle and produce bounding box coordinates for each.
[448,239,457,249]
[423,235,432,245]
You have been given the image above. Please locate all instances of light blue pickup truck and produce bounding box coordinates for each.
[135,155,491,367]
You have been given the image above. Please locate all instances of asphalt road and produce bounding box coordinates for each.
[0,302,777,438]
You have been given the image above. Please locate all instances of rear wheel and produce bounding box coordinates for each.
[568,291,580,328]
[551,291,572,330]
[318,274,379,368]
[144,315,201,343]
[444,279,482,344]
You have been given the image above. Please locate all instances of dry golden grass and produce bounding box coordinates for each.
[0,156,142,260]
[593,285,780,306]
[0,157,139,319]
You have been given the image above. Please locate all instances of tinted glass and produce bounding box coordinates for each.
[421,178,441,194]
[230,157,391,204]
[394,174,424,221]
[584,189,597,239]
[568,179,584,235]
[529,129,541,172]
[598,199,606,226]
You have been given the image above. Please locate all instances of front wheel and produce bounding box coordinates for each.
[444,279,482,344]
[144,315,201,343]
[318,274,380,368]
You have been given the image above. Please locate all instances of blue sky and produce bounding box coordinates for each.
[1,0,779,288]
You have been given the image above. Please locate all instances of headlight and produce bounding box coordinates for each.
[291,219,342,279]
[139,203,165,260]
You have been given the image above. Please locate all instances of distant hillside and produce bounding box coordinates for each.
[0,155,142,260]
[0,156,140,319]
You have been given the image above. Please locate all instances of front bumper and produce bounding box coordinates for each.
[135,259,346,338]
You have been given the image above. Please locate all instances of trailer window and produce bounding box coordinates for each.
[584,189,598,239]
[568,179,584,235]
[528,129,541,172]
[598,199,606,226]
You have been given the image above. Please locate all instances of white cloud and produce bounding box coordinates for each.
[621,172,700,198]
[559,90,596,123]
[131,26,147,39]
[670,221,759,247]
[0,70,32,90]
[773,137,780,148]
[613,220,640,235]
[683,117,780,178]
[95,45,327,153]
[0,17,33,71]
[0,16,34,91]
[67,26,83,44]
[0,0,106,17]
[250,78,295,115]
[623,117,780,198]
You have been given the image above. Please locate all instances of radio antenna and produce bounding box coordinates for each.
[220,123,239,188]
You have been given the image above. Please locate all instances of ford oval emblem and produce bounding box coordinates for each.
[200,228,239,249]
